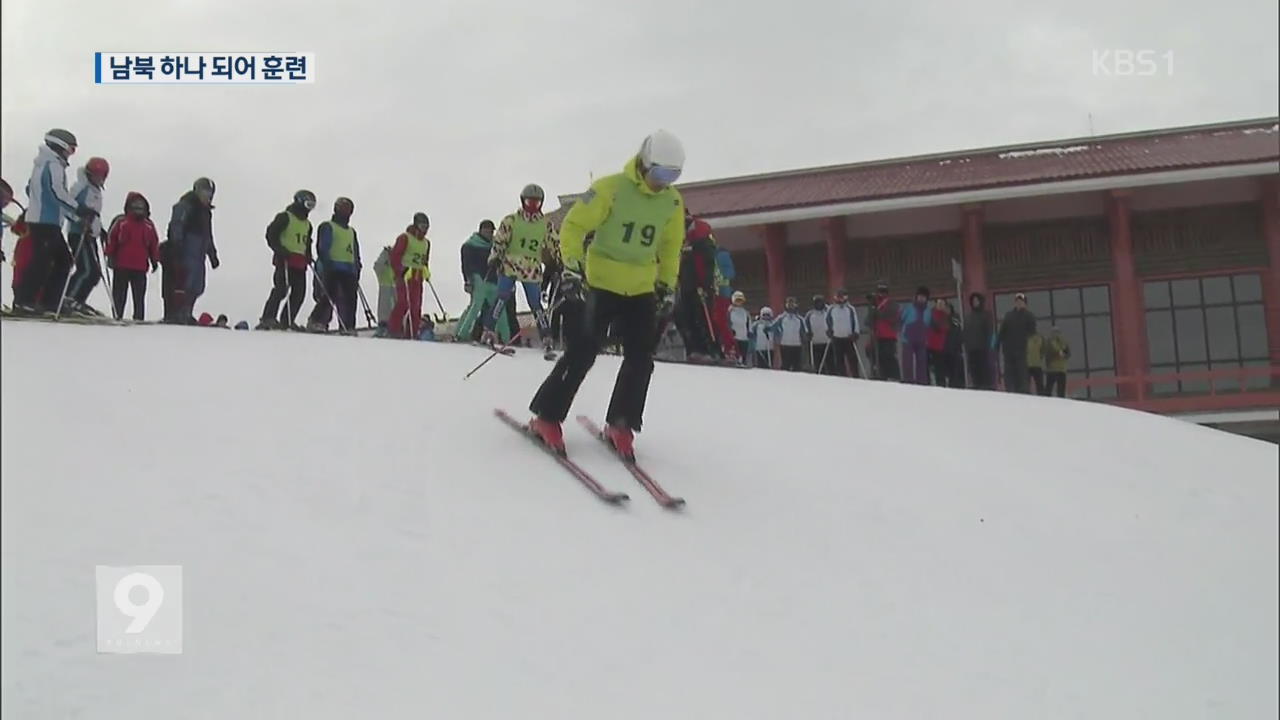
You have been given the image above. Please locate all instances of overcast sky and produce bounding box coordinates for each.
[2,0,1277,324]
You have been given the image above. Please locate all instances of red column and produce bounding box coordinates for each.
[823,217,847,296]
[1107,190,1147,400]
[961,205,987,299]
[1260,177,1280,364]
[764,223,788,313]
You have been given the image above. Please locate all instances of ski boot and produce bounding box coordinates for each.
[542,337,558,361]
[254,318,278,331]
[306,321,328,333]
[527,416,566,455]
[479,329,500,348]
[603,423,636,462]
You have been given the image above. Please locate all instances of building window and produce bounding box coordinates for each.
[994,285,1115,399]
[1143,273,1271,395]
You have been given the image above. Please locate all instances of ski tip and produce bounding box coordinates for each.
[664,498,687,510]
[608,493,631,504]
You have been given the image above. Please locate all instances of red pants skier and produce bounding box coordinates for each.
[391,277,423,339]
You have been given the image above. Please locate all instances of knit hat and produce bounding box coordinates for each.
[915,286,931,299]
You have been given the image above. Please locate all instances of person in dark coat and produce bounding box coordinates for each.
[997,292,1038,393]
[944,301,966,387]
[963,292,995,389]
[674,217,720,360]
[166,177,219,323]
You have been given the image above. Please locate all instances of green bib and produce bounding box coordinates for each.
[507,215,547,261]
[403,234,429,268]
[327,222,356,264]
[278,212,311,255]
[590,181,678,266]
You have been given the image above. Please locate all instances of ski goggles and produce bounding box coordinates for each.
[414,221,430,233]
[301,197,317,210]
[644,163,682,187]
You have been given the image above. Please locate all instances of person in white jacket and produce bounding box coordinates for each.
[15,129,89,315]
[771,296,807,371]
[749,306,775,369]
[824,288,862,377]
[728,290,752,366]
[804,294,830,374]
[64,158,109,314]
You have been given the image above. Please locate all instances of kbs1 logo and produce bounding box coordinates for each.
[95,52,315,84]
[95,565,183,654]
[1092,49,1174,77]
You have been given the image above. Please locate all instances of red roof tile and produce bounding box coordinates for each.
[681,118,1279,219]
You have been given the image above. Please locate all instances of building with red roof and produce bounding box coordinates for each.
[551,117,1280,437]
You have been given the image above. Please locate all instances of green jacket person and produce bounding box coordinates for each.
[525,129,686,459]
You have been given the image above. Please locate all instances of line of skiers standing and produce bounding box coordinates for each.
[1,128,220,323]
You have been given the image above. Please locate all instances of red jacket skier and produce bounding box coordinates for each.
[389,212,432,339]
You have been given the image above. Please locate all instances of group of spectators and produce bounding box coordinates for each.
[685,282,1073,396]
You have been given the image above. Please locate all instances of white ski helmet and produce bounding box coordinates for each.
[638,129,685,187]
[731,290,746,304]
[759,306,773,318]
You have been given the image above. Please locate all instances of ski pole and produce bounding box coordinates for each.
[818,339,832,375]
[464,298,564,380]
[55,227,91,319]
[93,235,115,319]
[426,278,449,323]
[356,284,377,328]
[853,338,870,378]
[307,261,348,333]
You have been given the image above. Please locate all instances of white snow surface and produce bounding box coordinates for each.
[2,322,1277,720]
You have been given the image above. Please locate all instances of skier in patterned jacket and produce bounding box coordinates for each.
[480,183,560,359]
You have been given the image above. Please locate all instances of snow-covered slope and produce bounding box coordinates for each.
[2,321,1276,720]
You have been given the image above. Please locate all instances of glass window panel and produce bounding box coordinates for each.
[1180,363,1210,394]
[1024,291,1050,317]
[994,293,1015,319]
[1205,306,1240,362]
[1056,318,1086,371]
[1084,316,1115,368]
[1052,288,1081,315]
[1202,276,1233,305]
[1088,369,1116,399]
[1170,278,1201,307]
[1213,362,1242,394]
[1243,360,1273,391]
[1237,304,1268,359]
[1082,285,1111,314]
[1233,274,1262,302]
[1149,364,1179,396]
[1145,311,1176,365]
[1143,281,1170,309]
[1174,308,1207,362]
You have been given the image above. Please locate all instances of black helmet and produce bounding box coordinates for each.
[44,128,77,155]
[520,183,545,200]
[294,189,317,209]
[479,219,495,231]
[193,177,216,196]
[413,212,430,227]
[333,196,354,215]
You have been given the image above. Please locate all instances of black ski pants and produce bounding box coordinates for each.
[112,268,147,321]
[16,223,71,310]
[530,289,658,431]
[262,264,307,326]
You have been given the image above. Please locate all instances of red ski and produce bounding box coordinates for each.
[494,409,629,505]
[576,416,686,509]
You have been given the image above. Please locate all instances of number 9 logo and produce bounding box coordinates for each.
[114,572,165,633]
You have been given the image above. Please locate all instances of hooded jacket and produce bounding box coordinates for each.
[460,232,493,283]
[963,293,995,351]
[169,190,218,265]
[679,219,717,296]
[559,156,684,296]
[104,192,160,272]
[25,144,81,226]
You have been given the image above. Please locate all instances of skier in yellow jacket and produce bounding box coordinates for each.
[525,130,686,459]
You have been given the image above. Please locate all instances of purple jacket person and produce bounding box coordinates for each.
[898,286,933,384]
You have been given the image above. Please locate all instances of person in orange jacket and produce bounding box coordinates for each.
[389,212,431,339]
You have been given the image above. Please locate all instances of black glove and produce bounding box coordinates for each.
[210,253,220,270]
[655,282,674,319]
[463,280,473,294]
[559,269,584,303]
[150,259,159,273]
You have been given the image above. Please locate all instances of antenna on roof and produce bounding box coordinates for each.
[1088,113,1096,137]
